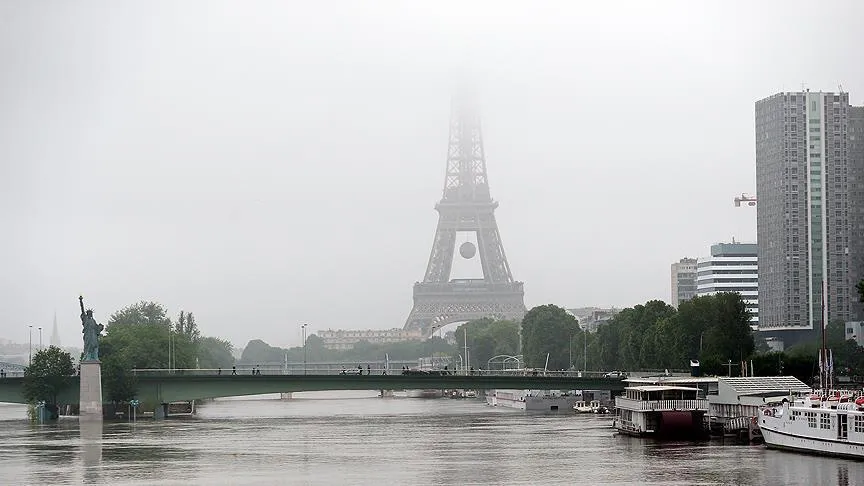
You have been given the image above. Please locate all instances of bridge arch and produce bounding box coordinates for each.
[486,355,523,371]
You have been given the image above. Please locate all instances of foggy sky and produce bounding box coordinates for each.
[2,1,863,349]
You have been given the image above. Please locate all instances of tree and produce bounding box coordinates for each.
[453,319,520,369]
[23,346,75,405]
[197,337,235,369]
[100,301,189,401]
[858,279,864,303]
[109,301,172,328]
[176,311,201,343]
[521,305,582,370]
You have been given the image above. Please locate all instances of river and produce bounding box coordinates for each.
[0,391,858,485]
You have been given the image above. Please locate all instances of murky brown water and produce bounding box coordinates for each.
[0,392,859,485]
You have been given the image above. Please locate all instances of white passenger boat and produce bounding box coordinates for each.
[759,280,864,459]
[574,401,593,413]
[406,389,444,399]
[613,385,709,438]
[486,389,580,412]
[759,392,864,459]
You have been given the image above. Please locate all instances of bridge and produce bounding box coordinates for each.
[0,361,26,376]
[0,370,627,406]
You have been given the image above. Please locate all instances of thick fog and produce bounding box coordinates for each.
[2,1,863,348]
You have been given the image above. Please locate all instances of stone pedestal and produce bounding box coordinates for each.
[79,360,103,421]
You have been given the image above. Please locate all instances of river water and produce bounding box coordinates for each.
[0,391,858,485]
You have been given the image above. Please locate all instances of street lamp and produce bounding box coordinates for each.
[28,325,33,366]
[584,330,588,372]
[569,333,575,370]
[301,324,308,375]
[463,327,469,376]
[38,327,42,350]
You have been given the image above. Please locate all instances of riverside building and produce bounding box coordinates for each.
[755,90,858,345]
[696,242,759,329]
[671,258,698,308]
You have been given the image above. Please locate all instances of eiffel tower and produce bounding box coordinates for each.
[404,94,526,335]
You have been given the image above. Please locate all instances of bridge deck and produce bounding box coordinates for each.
[0,373,625,405]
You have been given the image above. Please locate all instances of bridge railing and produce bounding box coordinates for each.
[129,367,619,379]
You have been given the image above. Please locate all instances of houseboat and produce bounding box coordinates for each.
[486,389,580,412]
[706,376,810,438]
[613,385,709,438]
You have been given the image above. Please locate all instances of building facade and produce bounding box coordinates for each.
[671,258,698,308]
[696,242,759,328]
[849,106,864,321]
[845,321,864,347]
[567,307,620,333]
[756,91,855,340]
[317,328,423,350]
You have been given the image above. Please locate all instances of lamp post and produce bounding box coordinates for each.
[168,326,173,373]
[301,324,308,375]
[463,327,469,376]
[584,329,588,372]
[28,325,33,366]
[569,333,574,370]
[38,327,42,351]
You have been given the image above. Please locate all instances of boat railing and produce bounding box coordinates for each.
[615,397,708,412]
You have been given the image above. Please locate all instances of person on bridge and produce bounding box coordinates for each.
[367,364,371,375]
[358,365,363,375]
[232,365,237,375]
[1,369,5,378]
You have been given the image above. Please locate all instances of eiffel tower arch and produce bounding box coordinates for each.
[404,94,526,335]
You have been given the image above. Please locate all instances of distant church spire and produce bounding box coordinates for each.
[50,311,61,347]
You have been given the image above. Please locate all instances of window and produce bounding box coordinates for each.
[820,413,831,429]
[854,415,864,434]
[807,412,817,428]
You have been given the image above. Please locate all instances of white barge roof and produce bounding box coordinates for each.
[625,385,702,392]
[718,376,810,395]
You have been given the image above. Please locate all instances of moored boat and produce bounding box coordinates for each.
[613,385,708,438]
[759,392,864,460]
[406,389,444,399]
[574,401,593,413]
[487,389,580,412]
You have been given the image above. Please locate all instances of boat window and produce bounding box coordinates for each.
[855,415,864,433]
[820,413,831,430]
[806,412,817,428]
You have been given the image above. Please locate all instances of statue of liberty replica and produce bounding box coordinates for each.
[78,295,104,421]
[80,296,104,361]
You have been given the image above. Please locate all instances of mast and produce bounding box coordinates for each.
[819,279,828,391]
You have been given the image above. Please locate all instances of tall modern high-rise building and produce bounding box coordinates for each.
[755,90,855,343]
[671,258,698,308]
[849,105,864,321]
[696,242,759,329]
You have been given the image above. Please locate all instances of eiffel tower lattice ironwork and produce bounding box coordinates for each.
[404,97,526,335]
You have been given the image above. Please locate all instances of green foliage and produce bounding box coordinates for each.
[23,346,75,404]
[98,301,234,402]
[238,334,457,366]
[177,311,201,343]
[452,318,520,369]
[109,301,172,327]
[588,294,754,373]
[197,337,235,369]
[858,279,864,303]
[521,305,582,370]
